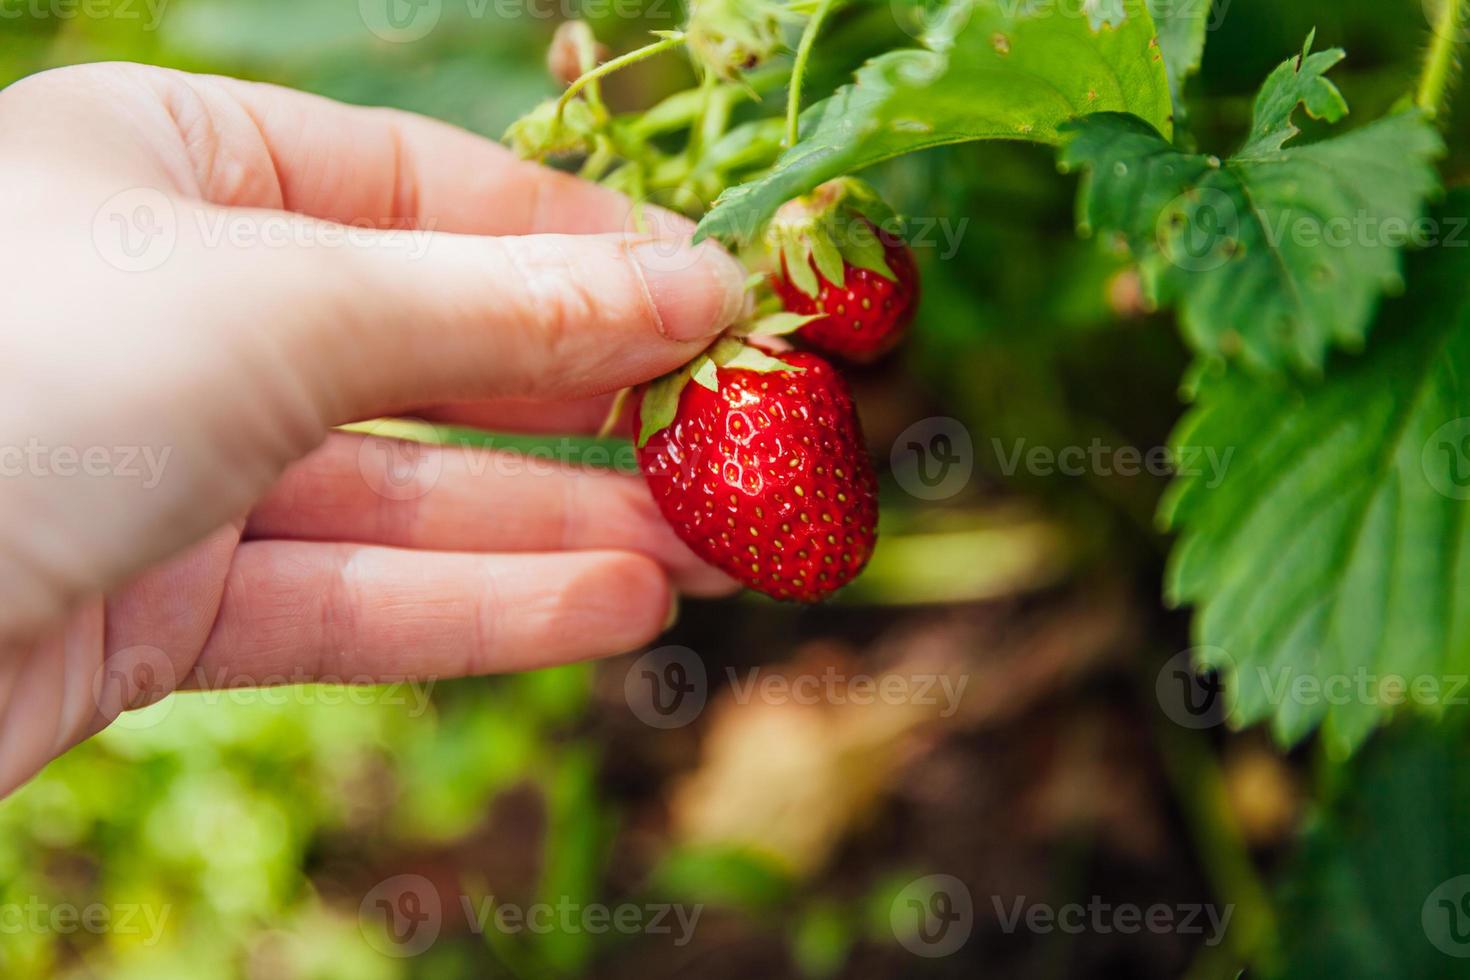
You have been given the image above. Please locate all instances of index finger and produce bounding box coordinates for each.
[8,63,687,237]
[208,73,683,234]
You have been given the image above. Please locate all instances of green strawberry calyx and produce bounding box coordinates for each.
[686,0,793,81]
[766,178,902,298]
[503,97,602,160]
[734,311,825,337]
[636,338,803,447]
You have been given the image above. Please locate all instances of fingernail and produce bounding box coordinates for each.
[630,238,747,341]
[663,593,681,633]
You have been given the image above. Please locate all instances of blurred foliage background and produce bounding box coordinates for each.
[2,1,1469,978]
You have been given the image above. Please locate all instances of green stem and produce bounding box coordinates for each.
[572,27,607,116]
[1147,685,1278,974]
[1417,0,1466,119]
[691,71,723,157]
[785,0,839,148]
[558,33,686,119]
[577,136,616,182]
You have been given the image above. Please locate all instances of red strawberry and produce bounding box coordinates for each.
[772,226,919,364]
[636,342,878,602]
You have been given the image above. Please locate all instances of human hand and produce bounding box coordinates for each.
[0,62,746,797]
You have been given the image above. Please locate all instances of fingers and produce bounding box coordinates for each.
[184,542,673,685]
[245,433,736,596]
[4,63,691,237]
[0,599,105,800]
[7,64,749,422]
[245,224,745,418]
[203,73,692,235]
[4,531,243,796]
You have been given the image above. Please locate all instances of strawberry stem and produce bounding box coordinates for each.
[785,0,840,148]
[1417,0,1466,120]
[572,24,608,115]
[558,33,687,120]
[693,72,732,157]
[596,387,632,439]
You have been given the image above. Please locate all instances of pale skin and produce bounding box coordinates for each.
[0,63,747,798]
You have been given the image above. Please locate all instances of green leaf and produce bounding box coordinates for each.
[637,359,704,448]
[1237,32,1348,159]
[714,339,802,374]
[1268,717,1470,978]
[696,0,1172,243]
[636,341,800,446]
[809,232,848,287]
[782,235,822,296]
[740,312,826,337]
[839,229,896,280]
[1061,35,1444,374]
[691,356,721,391]
[1146,0,1210,117]
[1163,198,1470,755]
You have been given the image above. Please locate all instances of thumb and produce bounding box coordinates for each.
[257,222,748,420]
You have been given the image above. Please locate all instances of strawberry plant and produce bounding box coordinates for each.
[509,0,1465,726]
[509,0,1186,606]
[506,1,1470,970]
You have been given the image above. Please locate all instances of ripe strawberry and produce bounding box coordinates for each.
[772,226,919,364]
[636,342,878,602]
